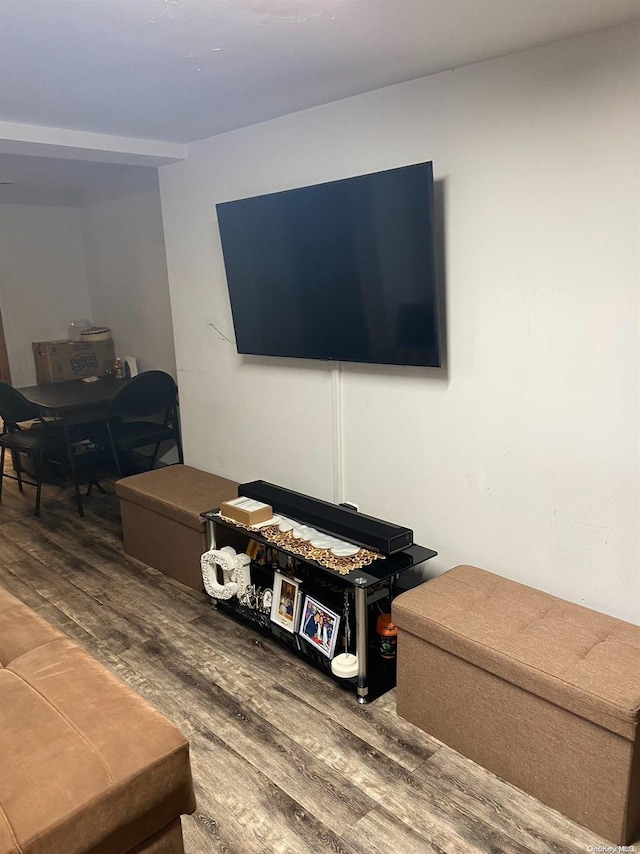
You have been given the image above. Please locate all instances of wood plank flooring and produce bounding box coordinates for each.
[0,475,611,854]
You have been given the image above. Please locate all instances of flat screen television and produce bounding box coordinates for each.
[216,161,441,367]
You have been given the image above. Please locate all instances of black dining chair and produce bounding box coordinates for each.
[0,381,50,516]
[105,370,183,477]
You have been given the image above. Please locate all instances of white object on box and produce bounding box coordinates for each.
[80,326,112,342]
[68,319,92,341]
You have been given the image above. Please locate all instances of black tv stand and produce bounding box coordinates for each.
[201,495,436,703]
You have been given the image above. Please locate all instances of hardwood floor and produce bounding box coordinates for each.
[0,476,610,854]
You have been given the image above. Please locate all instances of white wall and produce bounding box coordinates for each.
[81,186,176,377]
[0,183,176,388]
[159,23,640,622]
[0,204,92,387]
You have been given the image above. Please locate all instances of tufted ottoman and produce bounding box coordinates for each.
[393,565,640,845]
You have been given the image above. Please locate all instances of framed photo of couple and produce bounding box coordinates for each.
[298,595,340,659]
[270,573,302,633]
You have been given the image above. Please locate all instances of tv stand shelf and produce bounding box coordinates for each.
[201,509,437,703]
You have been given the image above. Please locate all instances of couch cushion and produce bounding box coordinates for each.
[0,590,195,854]
[393,565,640,739]
[115,464,238,532]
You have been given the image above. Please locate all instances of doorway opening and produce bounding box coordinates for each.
[0,309,11,385]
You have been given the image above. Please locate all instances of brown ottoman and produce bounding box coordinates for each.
[116,464,239,590]
[393,565,640,845]
[0,588,196,853]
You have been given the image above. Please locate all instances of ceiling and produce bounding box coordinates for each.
[0,0,638,202]
[0,153,160,206]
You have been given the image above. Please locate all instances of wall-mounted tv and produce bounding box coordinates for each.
[216,161,441,367]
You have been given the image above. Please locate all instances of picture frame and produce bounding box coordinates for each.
[270,573,302,633]
[298,595,340,659]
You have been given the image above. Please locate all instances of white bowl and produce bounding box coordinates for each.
[331,542,360,557]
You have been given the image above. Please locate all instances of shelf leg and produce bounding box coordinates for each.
[205,519,217,608]
[206,518,217,550]
[355,585,368,703]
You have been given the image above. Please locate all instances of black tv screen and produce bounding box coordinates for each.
[216,161,441,367]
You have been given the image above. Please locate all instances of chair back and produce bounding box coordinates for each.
[0,381,42,428]
[107,371,178,421]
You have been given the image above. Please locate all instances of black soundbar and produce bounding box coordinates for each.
[238,481,413,556]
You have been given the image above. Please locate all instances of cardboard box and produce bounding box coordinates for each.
[32,339,116,384]
[220,497,273,527]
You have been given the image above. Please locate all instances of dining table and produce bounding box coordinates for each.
[17,376,129,516]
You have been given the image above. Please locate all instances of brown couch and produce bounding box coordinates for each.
[393,565,640,845]
[116,465,239,591]
[0,588,196,854]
